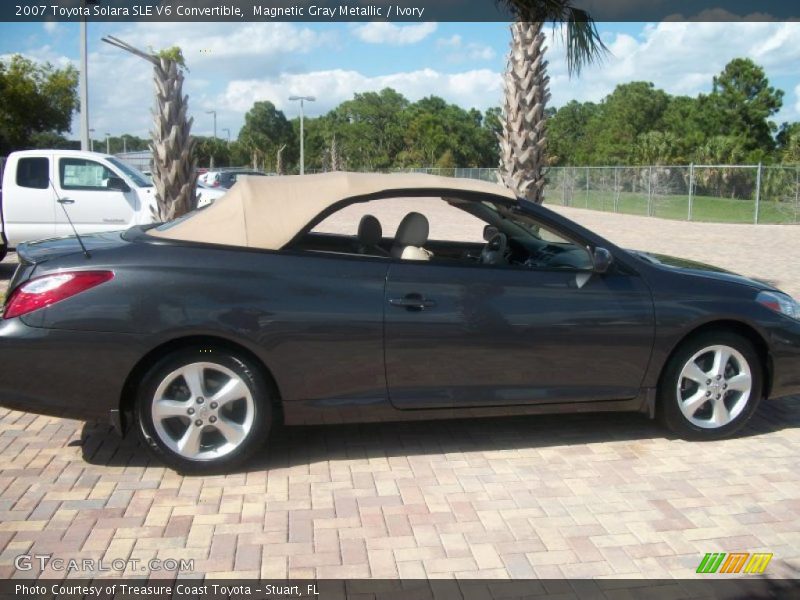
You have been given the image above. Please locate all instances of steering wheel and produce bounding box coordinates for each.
[480,232,509,265]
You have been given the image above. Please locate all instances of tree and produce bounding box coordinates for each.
[0,55,78,155]
[497,1,607,203]
[632,131,680,165]
[238,101,296,172]
[782,131,800,164]
[708,58,783,154]
[483,107,503,140]
[659,95,711,161]
[777,122,800,164]
[28,131,75,150]
[103,37,196,221]
[694,136,749,197]
[587,82,670,164]
[399,96,497,168]
[194,136,231,168]
[546,100,598,165]
[333,88,409,169]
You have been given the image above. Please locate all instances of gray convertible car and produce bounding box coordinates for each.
[1,172,798,472]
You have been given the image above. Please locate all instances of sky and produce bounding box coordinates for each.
[0,20,798,140]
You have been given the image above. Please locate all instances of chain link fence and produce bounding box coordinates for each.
[390,164,800,225]
[2,156,798,224]
[545,165,800,224]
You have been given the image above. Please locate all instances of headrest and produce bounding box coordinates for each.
[357,214,383,246]
[395,212,429,247]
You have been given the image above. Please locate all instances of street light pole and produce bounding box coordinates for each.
[79,17,90,151]
[105,133,111,154]
[89,129,95,152]
[206,110,217,139]
[222,128,231,143]
[289,95,315,175]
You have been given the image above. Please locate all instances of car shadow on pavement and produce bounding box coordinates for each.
[80,396,800,474]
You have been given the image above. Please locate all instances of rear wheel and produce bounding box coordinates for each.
[658,331,763,440]
[135,346,271,473]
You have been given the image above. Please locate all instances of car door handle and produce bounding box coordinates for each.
[389,293,436,311]
[57,197,75,204]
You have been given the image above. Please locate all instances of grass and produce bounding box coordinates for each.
[545,191,800,224]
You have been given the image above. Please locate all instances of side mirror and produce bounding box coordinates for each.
[107,177,130,192]
[483,225,499,241]
[592,247,613,274]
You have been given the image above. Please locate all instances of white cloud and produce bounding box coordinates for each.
[124,22,330,61]
[43,22,58,34]
[437,35,462,48]
[106,22,336,81]
[218,68,501,117]
[0,46,73,70]
[351,22,437,45]
[436,34,496,62]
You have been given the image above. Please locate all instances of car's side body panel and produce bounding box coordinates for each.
[0,318,146,420]
[23,240,391,411]
[384,261,655,409]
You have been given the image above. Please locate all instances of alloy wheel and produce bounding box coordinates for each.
[676,344,752,429]
[151,362,255,460]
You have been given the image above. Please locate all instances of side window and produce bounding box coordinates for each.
[312,197,486,242]
[16,157,50,190]
[511,218,594,271]
[59,158,116,191]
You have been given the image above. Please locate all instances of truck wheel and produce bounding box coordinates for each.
[135,346,271,473]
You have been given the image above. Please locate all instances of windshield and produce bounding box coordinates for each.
[106,157,152,188]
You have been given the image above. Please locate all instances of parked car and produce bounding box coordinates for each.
[0,150,225,260]
[199,169,267,189]
[195,181,226,207]
[1,172,798,473]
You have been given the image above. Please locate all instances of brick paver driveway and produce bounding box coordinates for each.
[0,208,798,580]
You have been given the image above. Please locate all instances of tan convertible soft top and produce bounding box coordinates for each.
[150,171,516,250]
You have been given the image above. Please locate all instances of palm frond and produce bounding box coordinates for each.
[497,0,609,76]
[562,9,607,76]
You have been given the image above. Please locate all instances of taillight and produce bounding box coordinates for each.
[3,271,114,319]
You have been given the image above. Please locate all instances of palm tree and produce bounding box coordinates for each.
[784,131,800,164]
[276,144,287,175]
[102,37,197,221]
[498,1,607,203]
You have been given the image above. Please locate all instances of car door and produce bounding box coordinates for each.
[54,156,137,237]
[4,154,56,246]
[384,250,655,410]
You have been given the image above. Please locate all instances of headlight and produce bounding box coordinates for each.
[756,291,800,320]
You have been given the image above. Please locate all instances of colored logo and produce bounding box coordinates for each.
[696,552,772,574]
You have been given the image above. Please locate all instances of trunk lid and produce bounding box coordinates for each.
[16,231,128,265]
[8,231,128,297]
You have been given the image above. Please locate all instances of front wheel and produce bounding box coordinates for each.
[658,331,763,440]
[135,347,271,473]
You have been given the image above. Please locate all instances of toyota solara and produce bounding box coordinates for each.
[1,173,798,472]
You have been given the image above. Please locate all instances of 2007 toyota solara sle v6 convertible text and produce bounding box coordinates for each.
[0,172,799,472]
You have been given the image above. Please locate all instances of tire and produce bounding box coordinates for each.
[658,330,763,440]
[135,346,271,474]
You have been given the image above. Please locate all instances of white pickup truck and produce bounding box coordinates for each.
[0,149,224,261]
